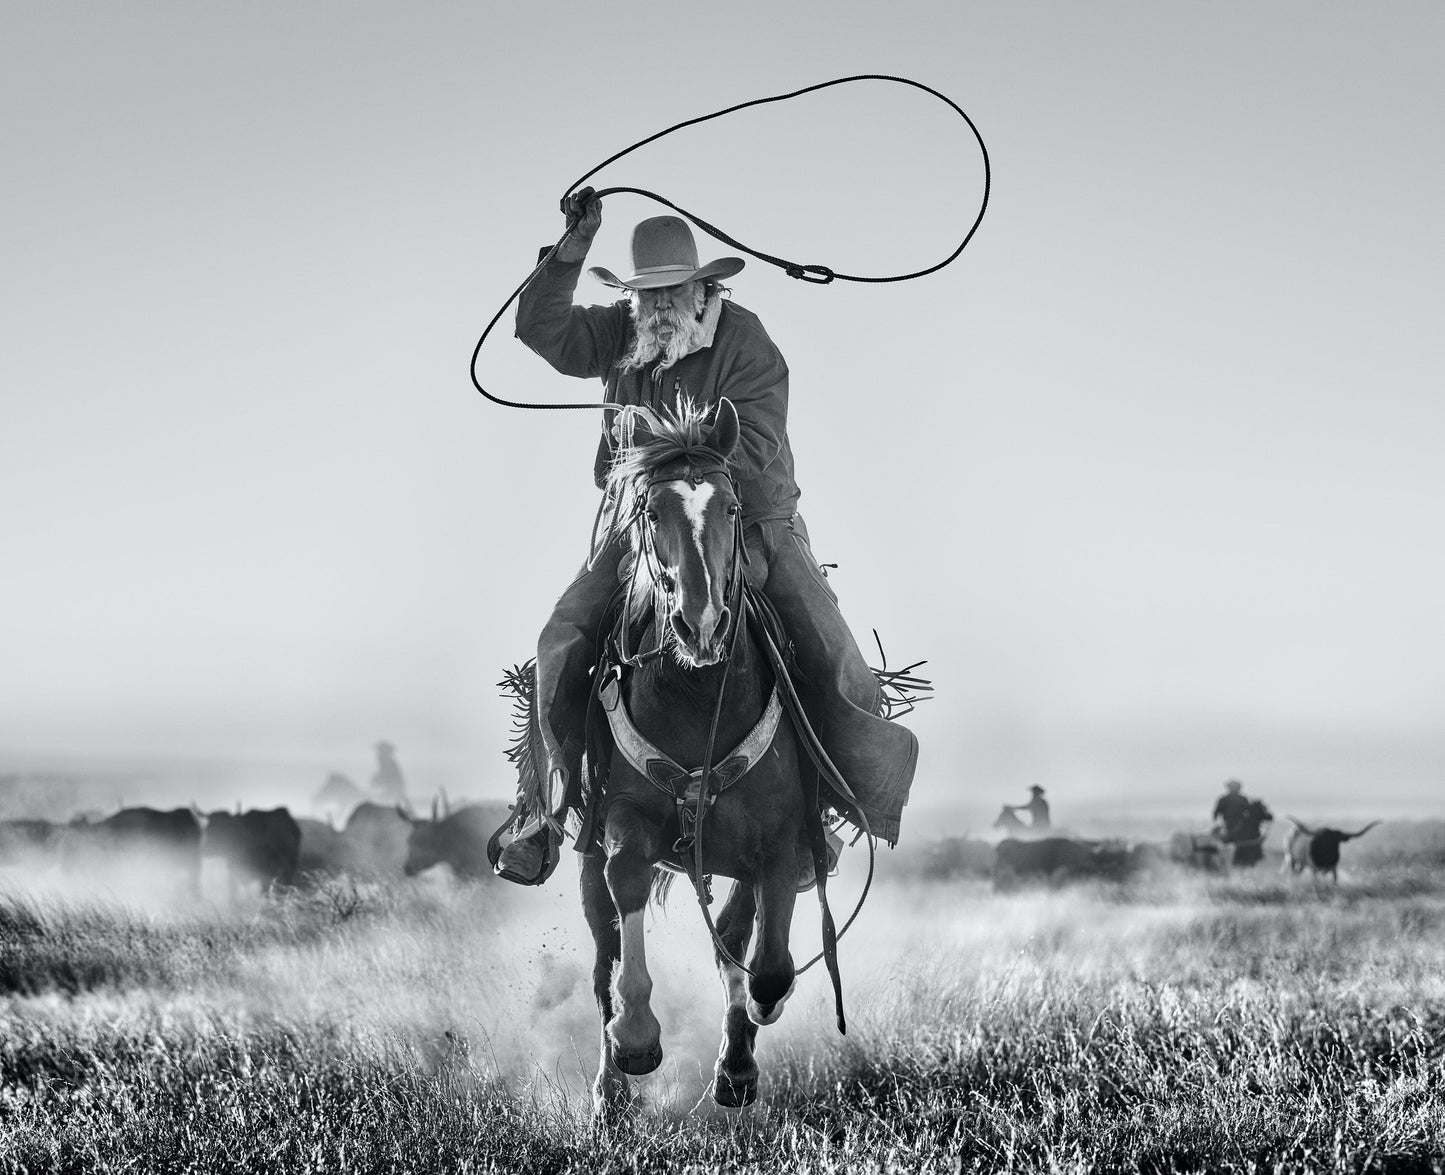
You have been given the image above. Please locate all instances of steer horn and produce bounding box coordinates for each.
[1342,820,1381,840]
[1286,815,1317,835]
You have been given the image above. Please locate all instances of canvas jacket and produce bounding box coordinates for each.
[515,254,801,525]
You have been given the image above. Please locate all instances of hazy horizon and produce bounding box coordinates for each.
[3,4,1441,829]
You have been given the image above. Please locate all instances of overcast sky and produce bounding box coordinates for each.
[3,2,1441,826]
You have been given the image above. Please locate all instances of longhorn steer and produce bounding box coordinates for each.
[402,803,512,880]
[295,817,348,878]
[1282,818,1380,883]
[0,819,64,866]
[993,837,1125,890]
[61,807,203,896]
[340,802,412,877]
[201,808,301,897]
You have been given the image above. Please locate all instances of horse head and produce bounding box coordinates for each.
[993,806,1024,830]
[614,398,742,668]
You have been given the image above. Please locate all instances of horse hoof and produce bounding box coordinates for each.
[611,1042,663,1076]
[712,1072,758,1108]
[747,978,795,1026]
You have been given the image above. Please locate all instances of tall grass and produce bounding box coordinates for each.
[1,860,1442,1173]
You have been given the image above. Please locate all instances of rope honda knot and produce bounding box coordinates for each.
[786,264,836,284]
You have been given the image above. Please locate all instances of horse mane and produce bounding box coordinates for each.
[602,399,729,538]
[596,400,732,621]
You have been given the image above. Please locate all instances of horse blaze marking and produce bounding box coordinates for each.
[664,481,718,633]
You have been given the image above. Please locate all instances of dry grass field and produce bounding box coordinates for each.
[1,824,1443,1174]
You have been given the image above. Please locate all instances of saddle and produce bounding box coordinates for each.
[484,584,858,886]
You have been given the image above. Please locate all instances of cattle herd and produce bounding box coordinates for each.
[0,797,1390,900]
[0,797,514,899]
[937,814,1385,892]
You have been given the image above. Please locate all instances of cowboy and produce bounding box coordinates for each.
[1005,784,1050,830]
[370,740,408,805]
[1208,780,1254,844]
[1211,779,1252,840]
[493,188,918,884]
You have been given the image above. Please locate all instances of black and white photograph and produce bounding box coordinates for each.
[2,3,1442,1171]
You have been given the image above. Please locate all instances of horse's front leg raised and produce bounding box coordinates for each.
[746,853,799,1026]
[712,879,760,1108]
[602,801,664,1077]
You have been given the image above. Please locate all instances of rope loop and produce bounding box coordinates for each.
[471,72,989,411]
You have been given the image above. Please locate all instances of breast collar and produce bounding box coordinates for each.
[598,669,783,805]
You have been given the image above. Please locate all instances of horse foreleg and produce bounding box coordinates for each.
[602,803,663,1077]
[580,851,630,1122]
[746,856,799,1026]
[711,879,760,1108]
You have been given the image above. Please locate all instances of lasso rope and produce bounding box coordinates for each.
[469,72,991,410]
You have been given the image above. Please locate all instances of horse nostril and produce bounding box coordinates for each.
[670,609,694,646]
[715,608,732,645]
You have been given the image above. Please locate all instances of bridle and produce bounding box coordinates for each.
[612,457,748,672]
[593,445,872,1031]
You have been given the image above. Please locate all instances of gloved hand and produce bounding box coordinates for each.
[557,186,602,262]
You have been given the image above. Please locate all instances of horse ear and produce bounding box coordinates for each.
[705,398,740,459]
[621,405,658,451]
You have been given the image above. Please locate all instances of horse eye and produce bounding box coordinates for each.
[726,503,740,518]
[645,509,659,524]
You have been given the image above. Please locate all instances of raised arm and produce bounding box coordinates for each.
[515,188,628,379]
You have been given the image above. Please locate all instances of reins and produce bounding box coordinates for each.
[603,467,873,1031]
[469,72,990,411]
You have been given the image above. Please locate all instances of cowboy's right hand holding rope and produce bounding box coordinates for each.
[558,186,602,262]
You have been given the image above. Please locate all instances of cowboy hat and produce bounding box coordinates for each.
[589,215,745,290]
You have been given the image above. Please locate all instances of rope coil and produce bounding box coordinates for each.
[470,72,990,410]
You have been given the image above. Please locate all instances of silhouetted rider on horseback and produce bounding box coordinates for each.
[494,188,918,884]
[1211,778,1273,867]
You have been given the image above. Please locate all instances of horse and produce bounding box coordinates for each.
[576,397,818,1124]
[992,805,1028,833]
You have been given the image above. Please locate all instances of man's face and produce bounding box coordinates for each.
[635,282,701,338]
[619,279,710,374]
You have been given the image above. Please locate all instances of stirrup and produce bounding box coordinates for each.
[487,817,563,887]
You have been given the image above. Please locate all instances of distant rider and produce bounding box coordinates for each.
[1211,779,1251,839]
[1004,784,1050,830]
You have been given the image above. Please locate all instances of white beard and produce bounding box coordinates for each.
[618,284,713,374]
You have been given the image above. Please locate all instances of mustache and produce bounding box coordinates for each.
[637,307,700,331]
